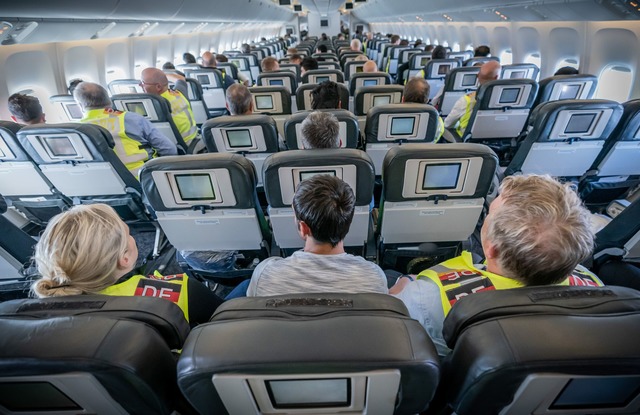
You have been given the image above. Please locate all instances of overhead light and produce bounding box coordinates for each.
[191,23,209,33]
[91,22,116,39]
[1,21,38,45]
[169,23,185,35]
[129,22,151,37]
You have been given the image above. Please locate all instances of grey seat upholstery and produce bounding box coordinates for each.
[420,59,462,101]
[49,94,84,122]
[0,121,70,224]
[407,53,432,79]
[593,196,640,266]
[534,74,598,107]
[184,77,210,125]
[177,293,441,415]
[353,85,404,116]
[438,67,480,116]
[500,63,540,80]
[439,285,640,415]
[463,56,500,67]
[505,99,623,180]
[0,194,36,276]
[257,71,298,95]
[301,69,345,84]
[364,104,441,175]
[349,72,392,96]
[107,78,144,95]
[183,68,228,118]
[283,109,360,150]
[262,148,374,252]
[202,114,280,186]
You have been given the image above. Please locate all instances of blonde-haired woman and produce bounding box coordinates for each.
[31,203,222,326]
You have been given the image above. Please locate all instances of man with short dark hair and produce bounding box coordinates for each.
[402,77,444,142]
[554,66,579,76]
[390,34,401,45]
[474,45,491,57]
[300,57,319,76]
[310,81,341,110]
[300,111,340,149]
[289,54,303,66]
[8,93,45,125]
[316,44,328,54]
[246,174,388,296]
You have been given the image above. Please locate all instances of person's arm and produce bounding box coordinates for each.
[443,96,467,129]
[125,112,178,156]
[246,257,278,296]
[187,277,224,326]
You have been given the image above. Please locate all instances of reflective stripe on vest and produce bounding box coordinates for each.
[82,108,148,176]
[99,273,190,321]
[435,116,445,142]
[456,94,474,137]
[417,251,603,316]
[161,89,197,143]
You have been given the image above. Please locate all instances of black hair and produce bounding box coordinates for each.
[183,52,197,64]
[474,45,491,57]
[554,66,579,76]
[431,45,447,60]
[301,57,319,72]
[8,93,43,123]
[310,81,341,109]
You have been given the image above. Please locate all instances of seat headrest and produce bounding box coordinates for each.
[610,99,640,142]
[365,103,440,144]
[202,114,279,153]
[536,74,598,105]
[0,121,28,161]
[248,86,292,115]
[111,93,173,123]
[475,78,538,110]
[443,285,640,348]
[423,59,461,79]
[443,67,481,91]
[107,79,143,95]
[0,294,190,349]
[301,69,344,83]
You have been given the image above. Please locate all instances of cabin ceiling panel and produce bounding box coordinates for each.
[297,0,347,14]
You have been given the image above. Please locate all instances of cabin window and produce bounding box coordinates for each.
[595,65,633,102]
[499,50,513,65]
[555,58,579,72]
[524,53,541,69]
[452,42,460,52]
[465,44,474,51]
[105,68,127,84]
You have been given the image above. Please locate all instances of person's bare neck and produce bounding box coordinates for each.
[303,237,345,255]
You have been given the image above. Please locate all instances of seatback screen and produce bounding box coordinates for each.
[373,95,391,107]
[461,74,477,87]
[269,79,284,86]
[125,102,148,117]
[65,103,84,120]
[437,64,451,75]
[363,79,378,87]
[559,85,581,100]
[226,129,253,148]
[509,70,526,79]
[316,76,330,84]
[255,95,274,110]
[267,378,350,409]
[196,74,211,85]
[390,117,415,136]
[422,163,461,190]
[564,113,597,134]
[0,382,82,411]
[44,136,77,157]
[299,170,337,181]
[550,376,640,410]
[420,57,429,66]
[175,173,216,201]
[499,88,520,104]
[355,66,364,73]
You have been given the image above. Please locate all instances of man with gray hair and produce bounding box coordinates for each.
[390,174,603,356]
[300,111,340,149]
[225,83,254,115]
[74,81,177,175]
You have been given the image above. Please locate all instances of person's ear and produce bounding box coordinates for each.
[484,240,499,260]
[297,220,312,238]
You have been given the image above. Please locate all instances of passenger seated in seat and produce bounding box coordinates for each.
[362,60,378,72]
[300,57,319,76]
[30,204,223,326]
[402,78,444,141]
[310,81,342,110]
[246,175,388,296]
[261,56,280,73]
[7,93,46,125]
[300,111,341,148]
[390,175,603,356]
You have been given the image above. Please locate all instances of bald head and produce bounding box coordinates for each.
[140,68,169,95]
[202,51,217,67]
[363,60,378,73]
[350,38,362,51]
[478,61,501,85]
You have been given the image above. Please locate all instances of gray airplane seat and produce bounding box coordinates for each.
[227,56,253,84]
[385,46,411,76]
[139,153,271,278]
[0,121,71,225]
[378,143,498,270]
[438,67,480,117]
[183,68,228,118]
[283,109,360,150]
[446,50,474,64]
[16,123,152,223]
[107,79,144,95]
[0,194,36,283]
[461,79,538,163]
[257,71,298,95]
[263,149,374,255]
[505,99,623,180]
[349,72,392,96]
[318,61,341,71]
[0,295,190,349]
[236,53,261,82]
[535,74,598,108]
[438,285,640,415]
[407,53,432,79]
[111,92,189,153]
[216,62,239,82]
[202,114,279,187]
[279,63,301,81]
[49,94,84,122]
[249,85,292,136]
[340,51,365,68]
[344,60,367,80]
[463,56,500,67]
[295,82,350,112]
[579,99,640,207]
[592,195,640,270]
[364,104,441,175]
[500,63,540,80]
[420,59,462,101]
[184,77,210,125]
[0,315,182,415]
[301,69,345,85]
[354,85,404,133]
[177,293,441,415]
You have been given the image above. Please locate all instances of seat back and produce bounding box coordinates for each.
[177,293,440,415]
[506,99,623,178]
[279,63,301,80]
[295,83,350,111]
[263,149,374,249]
[107,79,143,95]
[257,71,298,95]
[349,72,392,96]
[318,60,341,71]
[17,123,148,222]
[535,74,598,108]
[0,315,179,415]
[365,104,441,175]
[353,85,404,116]
[0,194,36,275]
[408,53,432,78]
[380,143,497,245]
[201,114,279,186]
[439,67,480,116]
[441,286,640,415]
[111,93,188,152]
[463,56,500,67]
[344,60,367,80]
[216,62,239,82]
[385,46,411,75]
[447,50,474,63]
[248,86,292,115]
[184,78,209,124]
[183,68,228,117]
[421,59,462,100]
[301,69,344,84]
[0,121,70,224]
[49,94,84,122]
[283,109,360,150]
[500,63,540,80]
[140,153,269,252]
[236,53,261,82]
[463,79,538,141]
